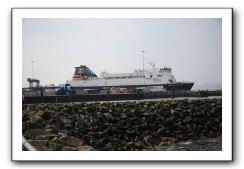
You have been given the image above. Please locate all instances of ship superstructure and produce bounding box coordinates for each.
[66,65,194,91]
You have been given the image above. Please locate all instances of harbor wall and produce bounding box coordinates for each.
[23,90,222,104]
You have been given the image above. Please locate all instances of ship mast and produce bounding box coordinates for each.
[142,50,145,85]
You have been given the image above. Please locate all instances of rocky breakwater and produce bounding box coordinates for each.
[22,99,222,151]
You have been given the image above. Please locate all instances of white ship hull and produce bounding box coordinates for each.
[66,65,194,91]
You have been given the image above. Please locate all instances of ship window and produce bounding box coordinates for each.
[169,79,173,83]
[83,67,98,77]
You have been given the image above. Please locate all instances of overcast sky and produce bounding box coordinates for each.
[22,18,222,89]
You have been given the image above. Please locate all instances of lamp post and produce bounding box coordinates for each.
[31,61,34,79]
[141,50,146,85]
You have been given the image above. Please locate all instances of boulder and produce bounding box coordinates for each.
[77,145,95,151]
[58,136,83,147]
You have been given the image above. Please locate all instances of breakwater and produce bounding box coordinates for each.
[23,98,222,151]
[23,90,222,104]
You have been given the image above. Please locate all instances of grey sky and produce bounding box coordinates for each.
[22,18,222,89]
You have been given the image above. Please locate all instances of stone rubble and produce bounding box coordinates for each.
[22,99,222,151]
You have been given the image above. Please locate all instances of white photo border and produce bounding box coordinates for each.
[12,8,233,161]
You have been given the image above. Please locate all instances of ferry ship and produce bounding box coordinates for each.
[66,65,194,91]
